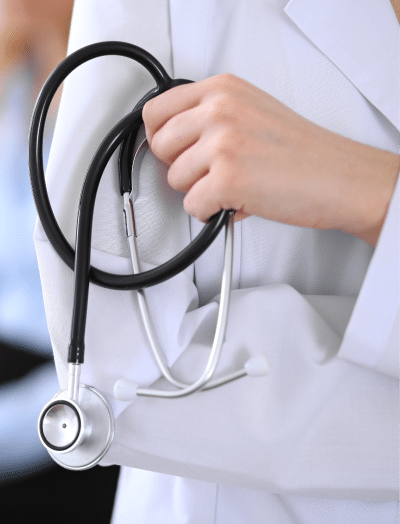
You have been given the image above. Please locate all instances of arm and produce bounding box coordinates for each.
[142,73,400,380]
[143,74,399,247]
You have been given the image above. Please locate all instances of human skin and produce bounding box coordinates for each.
[391,0,400,23]
[143,74,399,247]
[0,0,73,106]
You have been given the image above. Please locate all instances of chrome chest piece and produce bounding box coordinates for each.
[38,365,114,470]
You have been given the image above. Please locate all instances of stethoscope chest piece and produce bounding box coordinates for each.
[38,385,114,470]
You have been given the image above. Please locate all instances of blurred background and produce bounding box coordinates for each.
[0,1,119,521]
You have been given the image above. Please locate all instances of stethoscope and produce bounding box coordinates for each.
[29,41,269,470]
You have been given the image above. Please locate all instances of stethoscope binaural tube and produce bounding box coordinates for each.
[29,41,230,365]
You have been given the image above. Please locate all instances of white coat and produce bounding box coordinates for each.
[34,0,399,522]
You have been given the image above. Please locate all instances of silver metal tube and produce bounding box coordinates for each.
[135,213,234,398]
[67,363,81,401]
[201,368,246,391]
[125,193,180,386]
[124,137,238,398]
[126,214,244,394]
[130,135,148,203]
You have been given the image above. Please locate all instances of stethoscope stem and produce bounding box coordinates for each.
[67,363,81,401]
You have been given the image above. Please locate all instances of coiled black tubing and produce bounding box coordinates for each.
[29,41,230,363]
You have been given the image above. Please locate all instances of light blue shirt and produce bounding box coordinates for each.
[0,67,58,480]
[0,69,52,355]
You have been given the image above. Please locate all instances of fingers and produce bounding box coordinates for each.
[143,82,203,144]
[167,137,210,192]
[148,105,204,166]
[143,74,243,150]
[182,161,244,223]
[142,74,251,222]
[183,171,224,222]
[161,123,249,222]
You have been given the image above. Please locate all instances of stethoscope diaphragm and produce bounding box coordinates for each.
[38,385,114,470]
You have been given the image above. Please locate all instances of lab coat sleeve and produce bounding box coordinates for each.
[33,0,398,500]
[338,177,399,378]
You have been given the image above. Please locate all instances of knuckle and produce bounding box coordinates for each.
[203,76,241,124]
[150,131,174,166]
[150,115,186,164]
[212,73,238,91]
[208,94,241,124]
[212,126,243,160]
[205,95,232,123]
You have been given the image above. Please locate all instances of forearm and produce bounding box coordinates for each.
[316,135,399,247]
[143,74,400,247]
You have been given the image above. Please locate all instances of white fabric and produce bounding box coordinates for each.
[111,468,398,524]
[34,0,399,522]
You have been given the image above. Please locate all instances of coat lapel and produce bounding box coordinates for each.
[284,0,399,131]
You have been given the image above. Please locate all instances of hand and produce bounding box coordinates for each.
[143,74,399,246]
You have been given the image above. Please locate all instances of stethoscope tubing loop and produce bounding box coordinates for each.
[29,40,229,292]
[29,41,170,288]
[29,41,230,364]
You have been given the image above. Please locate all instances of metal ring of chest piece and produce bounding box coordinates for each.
[37,356,114,470]
[29,42,231,469]
[38,386,114,470]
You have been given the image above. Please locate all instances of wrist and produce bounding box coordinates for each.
[339,146,399,247]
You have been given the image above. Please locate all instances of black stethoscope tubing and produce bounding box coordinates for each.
[29,41,230,364]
